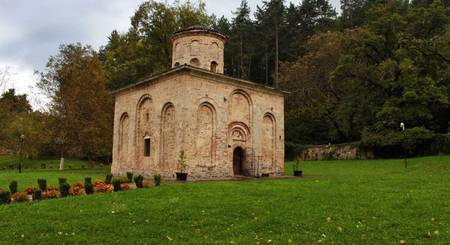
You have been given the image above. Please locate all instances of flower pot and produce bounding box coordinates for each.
[176,172,188,181]
[293,170,302,177]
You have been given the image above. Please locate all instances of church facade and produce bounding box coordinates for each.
[111,26,285,179]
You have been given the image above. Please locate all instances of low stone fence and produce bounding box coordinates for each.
[299,143,373,160]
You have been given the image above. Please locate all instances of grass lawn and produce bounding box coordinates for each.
[0,155,94,170]
[0,156,449,244]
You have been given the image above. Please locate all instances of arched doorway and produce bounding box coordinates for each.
[233,147,244,175]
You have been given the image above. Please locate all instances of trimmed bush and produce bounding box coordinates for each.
[60,183,71,197]
[58,178,67,185]
[126,172,133,183]
[85,183,94,195]
[0,190,11,205]
[33,189,42,201]
[9,181,18,194]
[112,179,121,192]
[154,174,161,187]
[37,179,47,191]
[85,177,92,185]
[105,174,113,184]
[134,175,144,188]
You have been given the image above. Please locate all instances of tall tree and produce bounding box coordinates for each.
[38,44,113,160]
[103,1,214,90]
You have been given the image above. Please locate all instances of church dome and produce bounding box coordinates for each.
[171,25,226,74]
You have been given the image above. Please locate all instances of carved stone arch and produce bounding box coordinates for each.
[135,94,153,170]
[196,102,217,166]
[118,112,130,170]
[160,102,176,170]
[228,122,250,143]
[228,89,253,126]
[262,112,276,167]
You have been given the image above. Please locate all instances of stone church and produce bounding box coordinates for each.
[111,26,285,179]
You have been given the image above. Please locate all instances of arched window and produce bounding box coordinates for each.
[144,135,151,157]
[210,61,218,72]
[190,58,200,67]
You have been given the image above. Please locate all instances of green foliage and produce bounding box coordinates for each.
[103,1,214,90]
[85,183,94,195]
[59,183,71,197]
[0,190,10,204]
[105,174,113,184]
[112,179,121,192]
[37,179,47,191]
[58,178,67,185]
[32,189,42,201]
[134,175,144,188]
[84,177,92,185]
[126,172,133,183]
[9,180,17,194]
[153,174,161,187]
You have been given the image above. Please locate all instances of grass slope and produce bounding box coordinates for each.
[0,156,449,244]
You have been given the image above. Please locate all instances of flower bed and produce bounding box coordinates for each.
[0,174,155,205]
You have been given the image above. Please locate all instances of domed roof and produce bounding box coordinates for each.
[172,25,227,41]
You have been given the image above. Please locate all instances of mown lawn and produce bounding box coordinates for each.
[0,156,449,244]
[0,155,94,170]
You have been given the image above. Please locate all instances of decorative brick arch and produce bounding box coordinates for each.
[118,112,130,170]
[228,89,253,126]
[262,112,276,168]
[135,94,153,170]
[196,102,217,166]
[160,102,176,170]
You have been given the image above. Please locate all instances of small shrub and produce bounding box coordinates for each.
[38,179,47,191]
[112,179,121,192]
[126,172,133,183]
[105,174,113,184]
[60,183,71,197]
[85,183,94,195]
[68,165,73,169]
[11,192,29,203]
[42,187,59,199]
[119,176,129,183]
[81,165,85,169]
[93,180,113,193]
[0,190,11,205]
[84,177,92,185]
[32,189,42,201]
[154,174,161,187]
[41,163,46,169]
[24,187,34,195]
[134,175,144,188]
[69,182,85,196]
[58,178,67,185]
[9,181,18,194]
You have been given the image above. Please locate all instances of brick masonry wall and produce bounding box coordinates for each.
[111,69,285,179]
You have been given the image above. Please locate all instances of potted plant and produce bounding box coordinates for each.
[293,158,302,177]
[176,150,188,181]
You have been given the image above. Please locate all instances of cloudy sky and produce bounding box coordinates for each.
[0,0,340,110]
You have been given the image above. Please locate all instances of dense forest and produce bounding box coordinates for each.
[1,0,449,160]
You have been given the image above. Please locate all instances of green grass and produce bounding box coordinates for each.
[0,155,92,170]
[0,156,449,244]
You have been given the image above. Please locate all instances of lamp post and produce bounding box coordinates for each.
[400,122,407,169]
[18,134,25,173]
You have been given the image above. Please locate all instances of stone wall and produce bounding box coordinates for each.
[111,67,285,179]
[300,143,374,160]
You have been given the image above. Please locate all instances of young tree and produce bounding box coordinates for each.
[38,43,113,160]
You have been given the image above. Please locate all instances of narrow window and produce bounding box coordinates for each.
[144,137,151,156]
[210,61,218,72]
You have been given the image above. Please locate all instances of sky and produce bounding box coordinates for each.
[0,0,340,110]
